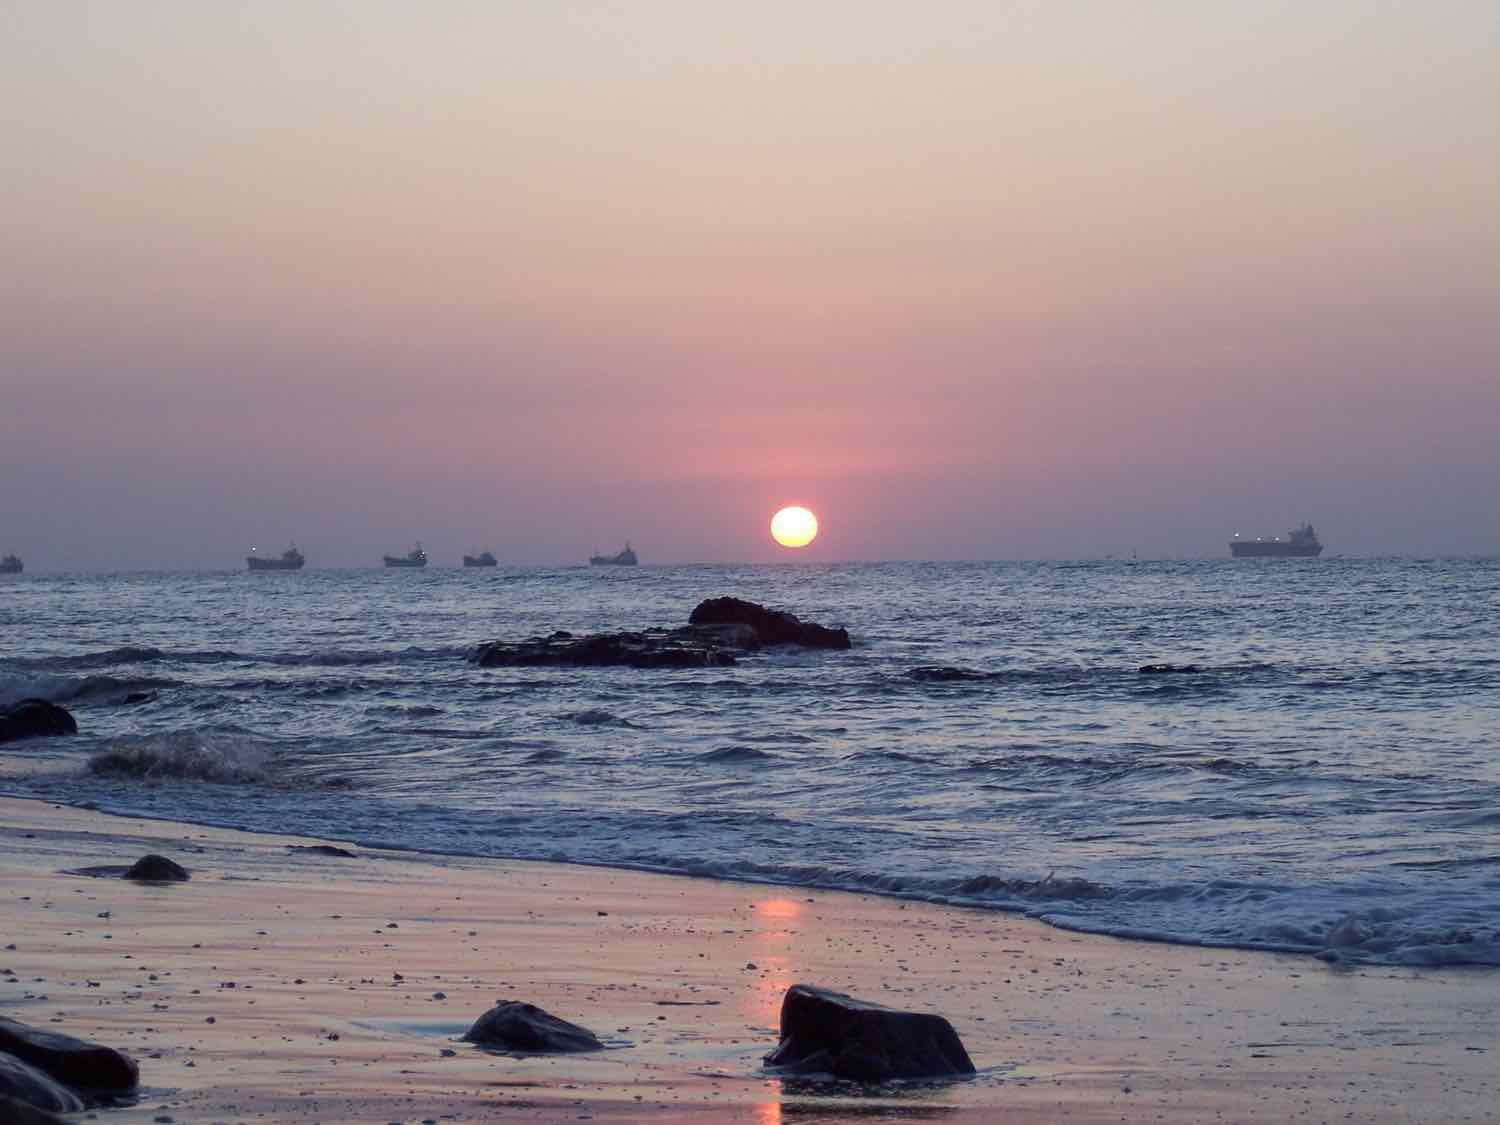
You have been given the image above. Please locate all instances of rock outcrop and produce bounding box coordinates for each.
[688,597,851,650]
[763,984,975,1081]
[462,1002,603,1053]
[470,629,739,669]
[0,1053,85,1115]
[0,700,77,744]
[1138,663,1203,675]
[469,598,851,669]
[0,1017,139,1093]
[0,1094,74,1125]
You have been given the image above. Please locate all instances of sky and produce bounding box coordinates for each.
[2,1,1497,568]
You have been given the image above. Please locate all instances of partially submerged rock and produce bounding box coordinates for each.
[470,597,851,669]
[0,1017,139,1093]
[1138,663,1203,674]
[764,984,975,1081]
[288,844,357,858]
[70,853,191,882]
[0,699,77,744]
[689,597,851,650]
[462,1002,603,1053]
[470,629,739,669]
[909,666,996,682]
[0,1052,85,1115]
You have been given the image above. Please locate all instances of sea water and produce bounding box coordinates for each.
[2,559,1497,967]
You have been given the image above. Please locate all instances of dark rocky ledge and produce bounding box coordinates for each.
[0,699,77,744]
[0,1017,139,1095]
[469,598,850,669]
[470,627,741,669]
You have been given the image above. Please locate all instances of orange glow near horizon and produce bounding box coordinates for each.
[770,506,818,548]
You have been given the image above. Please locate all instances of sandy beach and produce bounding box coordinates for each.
[2,795,1497,1123]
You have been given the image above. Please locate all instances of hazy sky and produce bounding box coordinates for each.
[3,2,1497,568]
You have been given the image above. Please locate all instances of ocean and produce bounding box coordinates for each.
[3,558,1497,967]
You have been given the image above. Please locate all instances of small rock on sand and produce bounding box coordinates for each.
[124,854,190,882]
[462,1002,603,1053]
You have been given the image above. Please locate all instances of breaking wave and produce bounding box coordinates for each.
[86,735,279,785]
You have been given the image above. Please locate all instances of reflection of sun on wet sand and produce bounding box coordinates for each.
[3,795,1500,1123]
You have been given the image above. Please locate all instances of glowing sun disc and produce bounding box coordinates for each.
[771,506,818,548]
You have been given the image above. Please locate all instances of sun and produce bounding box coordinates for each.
[770,506,818,548]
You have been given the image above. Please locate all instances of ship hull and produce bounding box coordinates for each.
[0,561,20,575]
[246,558,304,570]
[1229,542,1322,557]
[463,557,497,567]
[384,558,427,568]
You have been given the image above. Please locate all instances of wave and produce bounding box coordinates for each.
[86,734,279,785]
[0,672,175,707]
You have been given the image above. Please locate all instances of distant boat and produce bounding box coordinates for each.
[384,542,428,568]
[589,542,638,567]
[0,554,21,574]
[246,543,304,571]
[463,550,497,568]
[1230,523,1324,558]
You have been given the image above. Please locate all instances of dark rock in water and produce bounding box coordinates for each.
[289,844,357,858]
[764,984,975,1081]
[0,700,78,744]
[0,1017,139,1092]
[470,629,739,669]
[688,597,850,650]
[470,598,850,670]
[120,691,157,706]
[462,1002,603,1053]
[0,1093,75,1125]
[124,854,190,882]
[0,1052,86,1114]
[1138,663,1203,675]
[909,666,995,682]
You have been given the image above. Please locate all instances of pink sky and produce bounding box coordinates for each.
[3,2,1497,567]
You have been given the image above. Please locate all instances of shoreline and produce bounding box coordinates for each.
[3,795,1499,1122]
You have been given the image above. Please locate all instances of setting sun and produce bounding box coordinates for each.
[770,506,818,548]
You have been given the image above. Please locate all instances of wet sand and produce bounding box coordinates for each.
[1,795,1497,1123]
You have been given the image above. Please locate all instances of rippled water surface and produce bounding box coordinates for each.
[3,559,1498,966]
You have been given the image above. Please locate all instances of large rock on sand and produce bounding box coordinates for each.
[0,699,77,744]
[70,854,191,882]
[0,1017,139,1092]
[689,597,850,650]
[0,1094,74,1125]
[462,1002,603,1053]
[0,1053,85,1114]
[764,984,975,1081]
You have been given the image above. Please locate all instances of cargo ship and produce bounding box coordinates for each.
[0,554,21,574]
[463,550,497,567]
[589,542,638,567]
[1230,524,1323,558]
[246,543,304,571]
[384,543,428,568]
